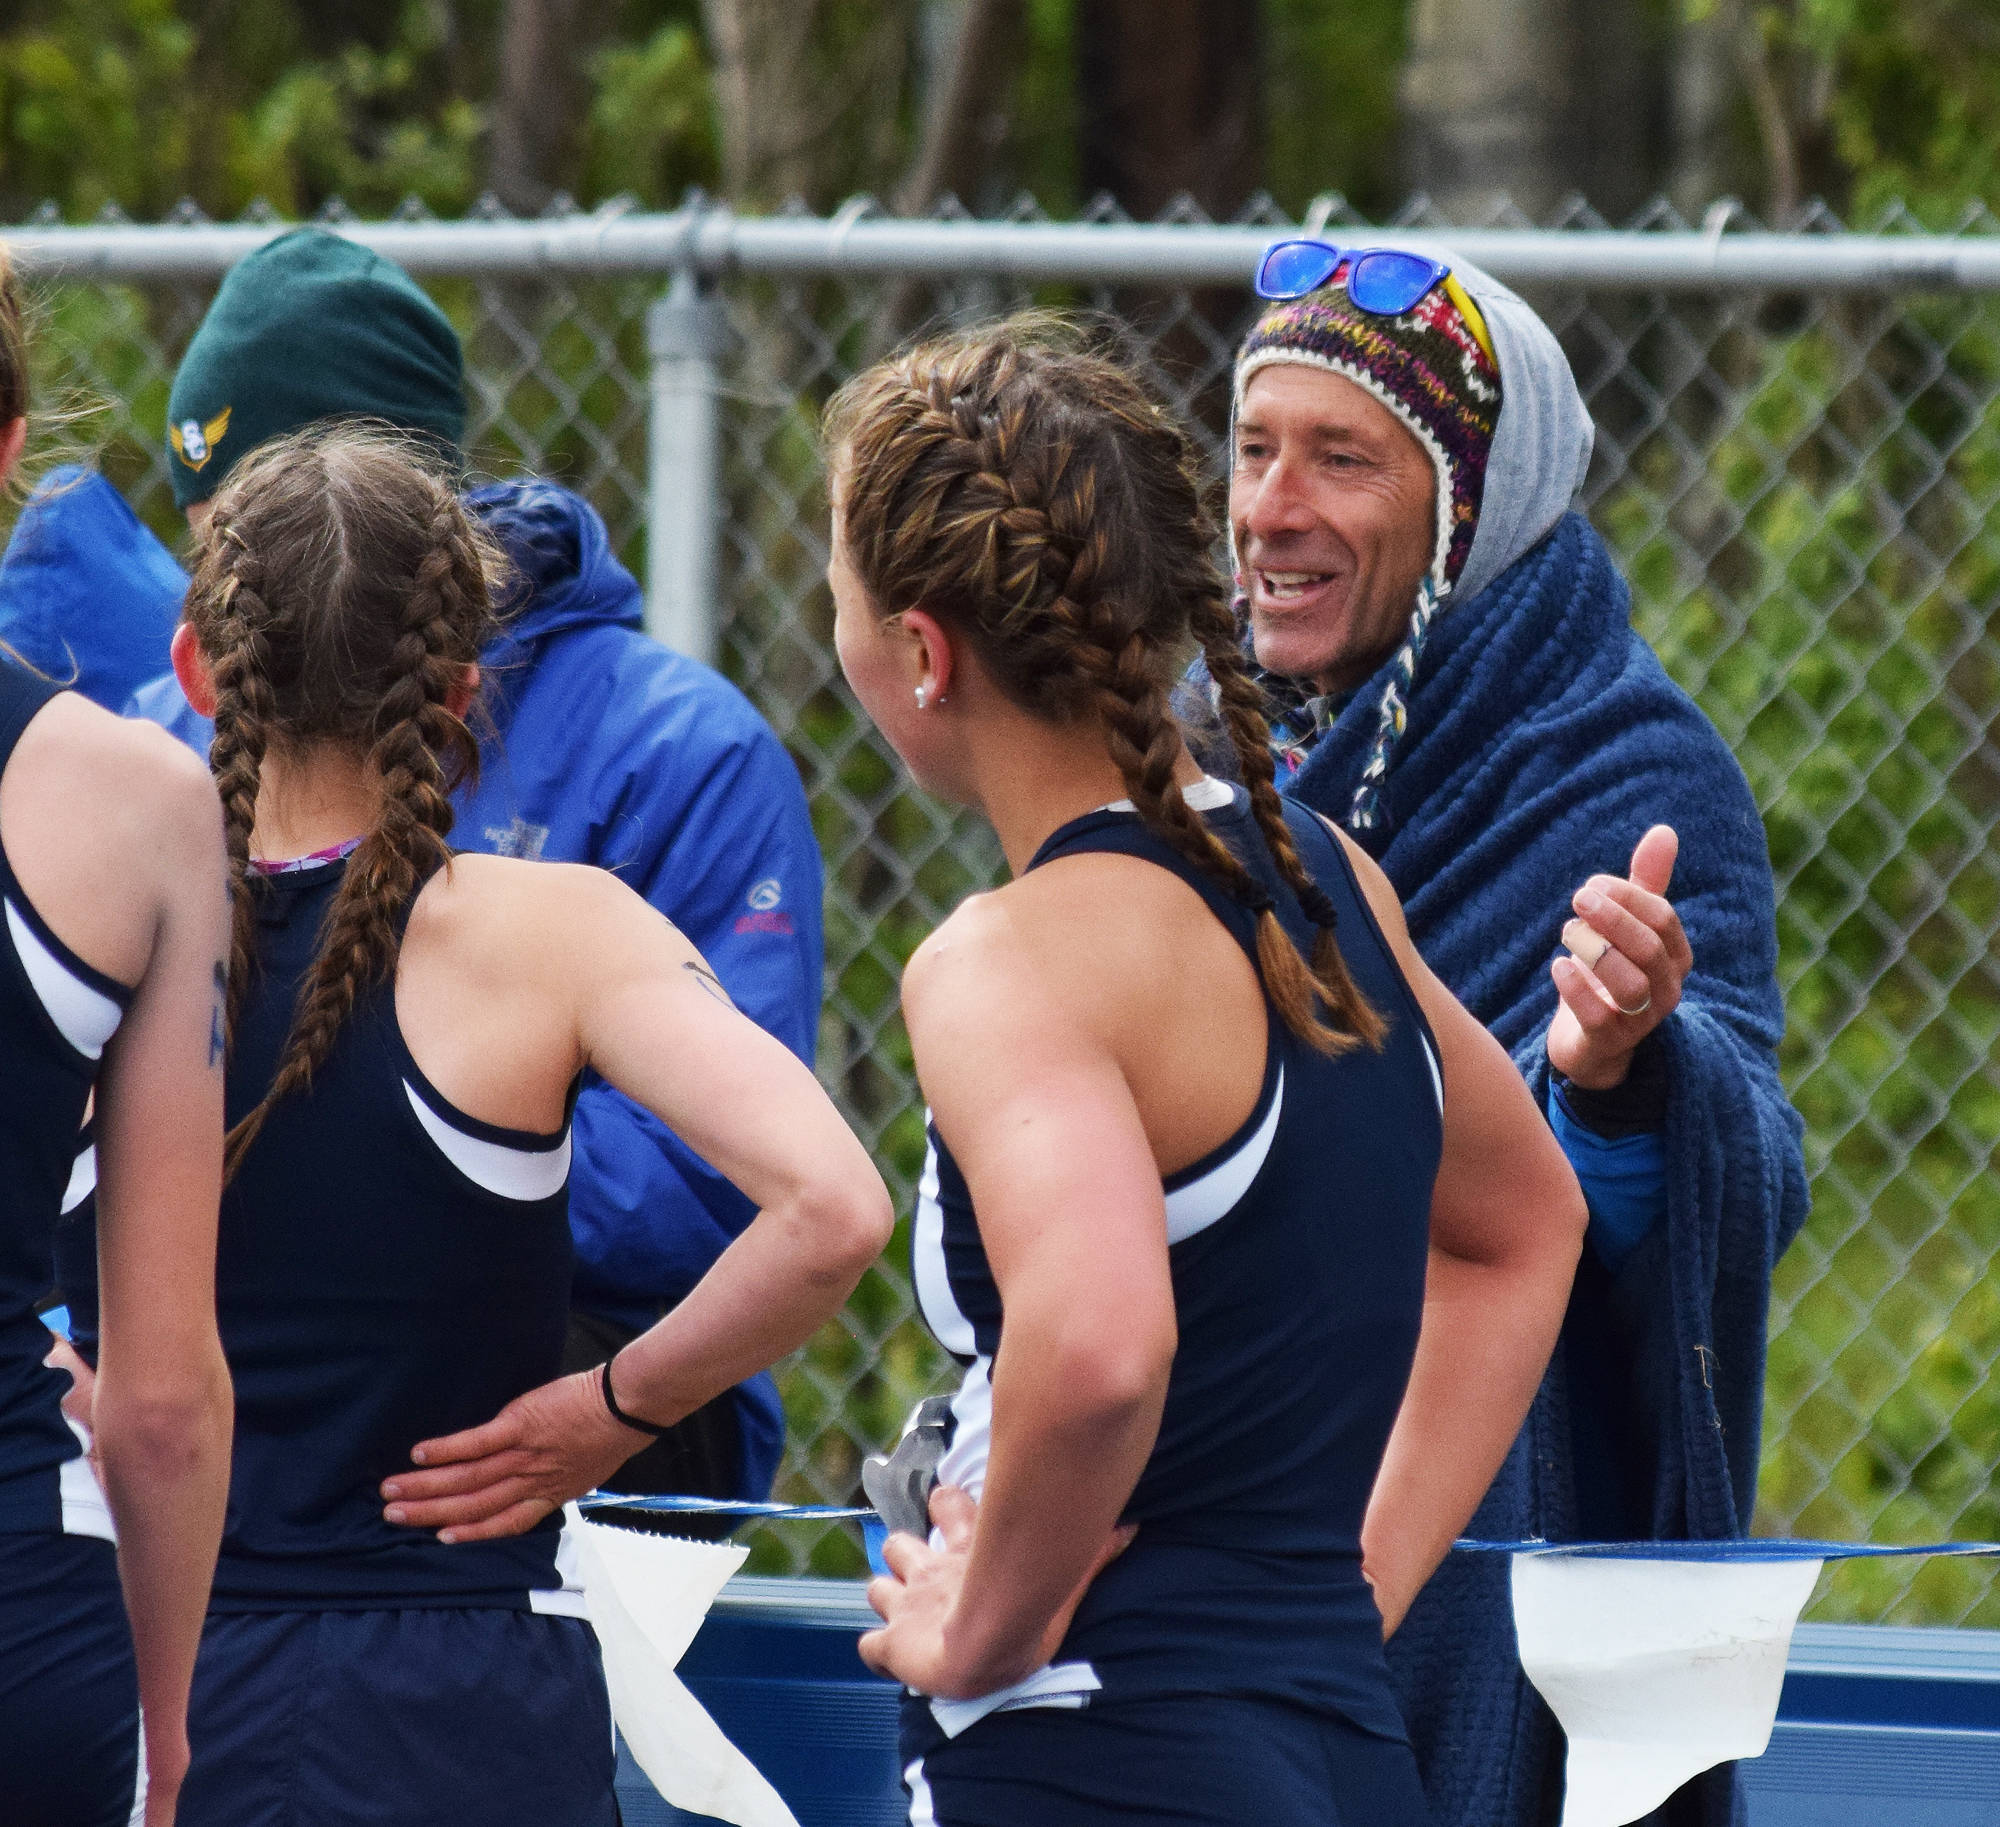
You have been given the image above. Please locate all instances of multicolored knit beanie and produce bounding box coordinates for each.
[1234,263,1502,829]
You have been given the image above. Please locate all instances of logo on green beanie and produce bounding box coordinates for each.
[170,406,232,471]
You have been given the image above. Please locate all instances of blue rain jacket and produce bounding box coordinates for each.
[127,479,825,1501]
[0,468,185,709]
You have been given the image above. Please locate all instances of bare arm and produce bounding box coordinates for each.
[89,745,234,1825]
[858,910,1172,1699]
[381,868,891,1540]
[1341,831,1587,1636]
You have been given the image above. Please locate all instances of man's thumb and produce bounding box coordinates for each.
[1630,824,1678,897]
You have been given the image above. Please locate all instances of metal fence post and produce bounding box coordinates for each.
[646,268,727,664]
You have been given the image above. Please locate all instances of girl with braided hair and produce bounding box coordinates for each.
[827,318,1586,1827]
[58,423,890,1827]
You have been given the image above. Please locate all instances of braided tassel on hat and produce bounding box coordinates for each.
[1349,573,1443,833]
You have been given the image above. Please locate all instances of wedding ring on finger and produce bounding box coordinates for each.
[1615,991,1653,1018]
[1561,917,1610,970]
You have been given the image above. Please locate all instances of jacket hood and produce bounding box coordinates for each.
[1442,252,1596,606]
[0,467,187,711]
[465,479,643,654]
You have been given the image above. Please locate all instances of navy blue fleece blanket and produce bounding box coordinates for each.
[1282,511,1809,1827]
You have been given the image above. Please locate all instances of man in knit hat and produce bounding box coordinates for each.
[117,228,820,1524]
[1210,248,1807,1827]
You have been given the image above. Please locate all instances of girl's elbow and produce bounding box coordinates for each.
[800,1173,895,1282]
[96,1367,231,1469]
[1052,1318,1176,1422]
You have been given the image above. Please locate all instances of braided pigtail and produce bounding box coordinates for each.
[223,495,486,1181]
[182,425,500,1185]
[1190,587,1386,1054]
[200,530,279,1043]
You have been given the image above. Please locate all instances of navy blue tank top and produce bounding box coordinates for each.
[0,659,129,1539]
[909,783,1442,1737]
[59,855,582,1611]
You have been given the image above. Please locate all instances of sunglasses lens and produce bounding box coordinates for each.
[1346,251,1445,316]
[1257,241,1343,300]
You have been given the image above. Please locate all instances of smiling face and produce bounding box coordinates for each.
[1229,364,1438,694]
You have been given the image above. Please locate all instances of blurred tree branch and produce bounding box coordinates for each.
[1706,0,1840,223]
[490,0,592,213]
[893,0,1025,216]
[1076,0,1262,219]
[700,0,916,209]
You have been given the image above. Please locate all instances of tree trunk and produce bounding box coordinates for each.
[895,0,1028,215]
[701,0,832,206]
[1075,0,1264,219]
[1668,5,1737,219]
[1400,0,1669,223]
[489,0,591,214]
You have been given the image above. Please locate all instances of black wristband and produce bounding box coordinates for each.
[600,1355,673,1438]
[1552,1029,1669,1137]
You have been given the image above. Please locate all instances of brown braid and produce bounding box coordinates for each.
[1188,586,1387,1051]
[827,316,1383,1056]
[202,535,281,1043]
[182,425,503,1181]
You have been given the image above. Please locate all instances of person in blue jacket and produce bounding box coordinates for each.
[0,465,186,710]
[121,227,821,1507]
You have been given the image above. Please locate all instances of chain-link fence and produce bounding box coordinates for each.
[11,197,2000,1620]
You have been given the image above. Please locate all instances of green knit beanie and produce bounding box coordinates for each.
[166,228,466,509]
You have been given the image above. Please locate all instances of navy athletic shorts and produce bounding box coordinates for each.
[179,1607,618,1827]
[902,1689,1433,1826]
[0,1531,140,1827]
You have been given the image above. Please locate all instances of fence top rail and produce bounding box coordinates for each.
[8,207,2000,293]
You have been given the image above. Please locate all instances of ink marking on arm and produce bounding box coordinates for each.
[208,961,227,1068]
[682,959,736,1009]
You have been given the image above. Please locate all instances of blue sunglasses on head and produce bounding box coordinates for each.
[1255,240,1451,317]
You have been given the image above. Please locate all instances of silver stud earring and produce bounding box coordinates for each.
[914,684,931,710]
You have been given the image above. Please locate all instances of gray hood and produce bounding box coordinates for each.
[1443,253,1596,604]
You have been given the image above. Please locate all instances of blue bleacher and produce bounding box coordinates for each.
[1747,1623,2000,1826]
[614,1578,2000,1827]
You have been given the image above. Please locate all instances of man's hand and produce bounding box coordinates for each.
[1547,825,1692,1090]
[380,1370,642,1544]
[858,1486,1134,1699]
[44,1333,96,1436]
[44,1333,101,1485]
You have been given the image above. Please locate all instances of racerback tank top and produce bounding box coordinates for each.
[908,782,1443,1738]
[59,854,583,1611]
[0,658,128,1539]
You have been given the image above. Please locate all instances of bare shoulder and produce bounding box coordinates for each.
[0,699,223,984]
[411,852,687,978]
[904,889,1021,1007]
[903,858,1177,1055]
[23,695,218,835]
[902,878,1086,1023]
